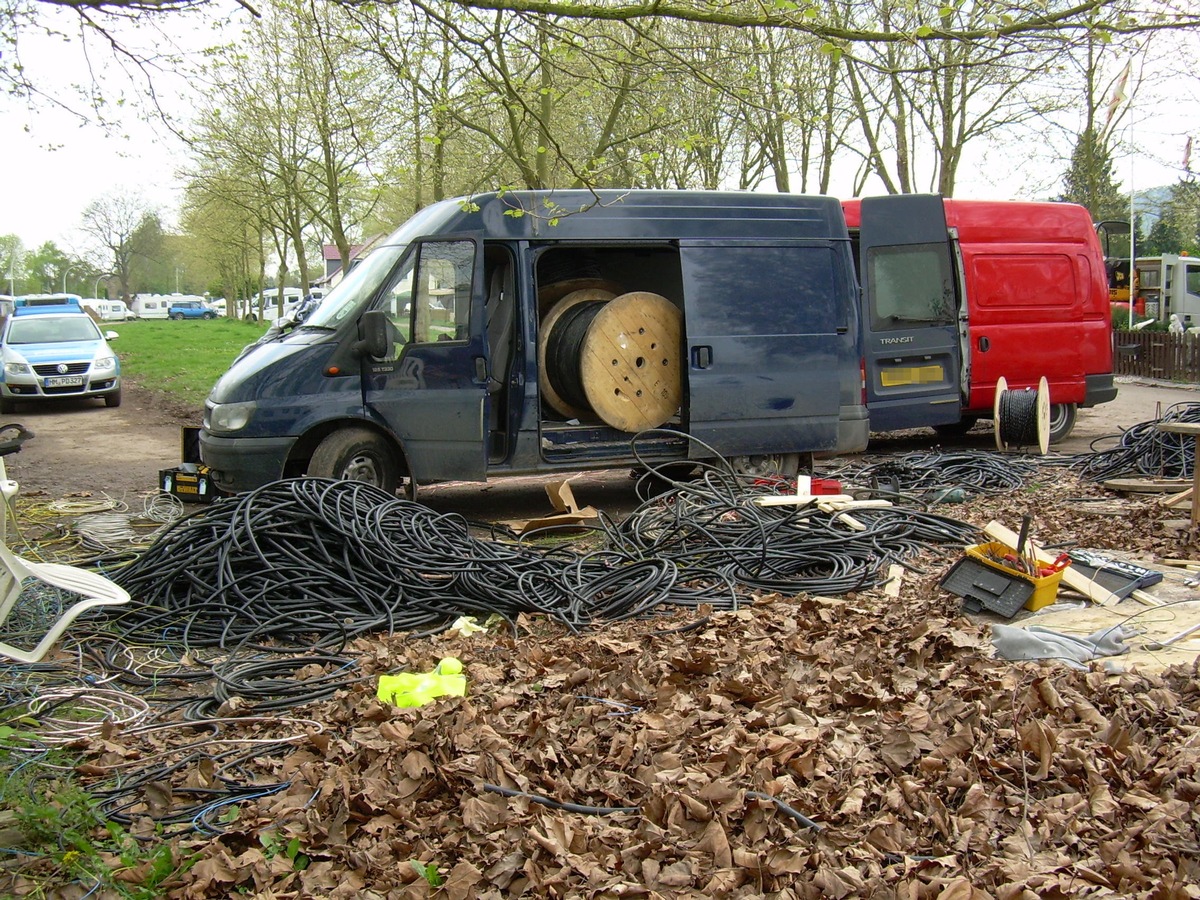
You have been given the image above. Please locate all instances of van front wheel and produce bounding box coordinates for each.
[309,428,399,495]
[1048,403,1077,444]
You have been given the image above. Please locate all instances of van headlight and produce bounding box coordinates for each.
[93,356,117,373]
[208,400,257,433]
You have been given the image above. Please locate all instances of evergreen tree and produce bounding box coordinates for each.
[1059,127,1126,221]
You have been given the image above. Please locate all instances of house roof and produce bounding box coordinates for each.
[322,238,383,262]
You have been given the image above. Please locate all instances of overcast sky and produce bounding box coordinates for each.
[1,9,1196,253]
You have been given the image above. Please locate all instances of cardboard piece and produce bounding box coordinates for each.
[517,481,601,535]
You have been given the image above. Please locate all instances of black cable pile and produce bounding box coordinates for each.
[608,467,979,595]
[106,470,980,648]
[840,450,1038,500]
[1069,402,1200,482]
[109,478,742,645]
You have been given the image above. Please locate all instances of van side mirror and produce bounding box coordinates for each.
[355,310,391,359]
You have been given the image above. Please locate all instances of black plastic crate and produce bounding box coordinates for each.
[940,556,1033,618]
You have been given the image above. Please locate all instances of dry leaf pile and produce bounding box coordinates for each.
[98,587,1200,896]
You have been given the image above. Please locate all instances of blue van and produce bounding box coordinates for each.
[200,190,869,497]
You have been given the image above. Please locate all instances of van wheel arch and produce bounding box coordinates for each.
[292,423,411,496]
[726,452,803,479]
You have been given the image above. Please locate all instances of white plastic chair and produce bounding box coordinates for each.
[0,441,131,664]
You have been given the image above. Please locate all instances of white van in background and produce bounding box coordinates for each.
[130,295,171,319]
[82,298,135,321]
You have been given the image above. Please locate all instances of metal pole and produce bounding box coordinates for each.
[1128,92,1136,331]
[62,264,79,295]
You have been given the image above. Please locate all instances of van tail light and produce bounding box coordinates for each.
[860,358,867,404]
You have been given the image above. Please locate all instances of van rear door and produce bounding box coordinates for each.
[858,195,962,431]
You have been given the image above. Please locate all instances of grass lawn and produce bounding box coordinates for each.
[109,317,269,407]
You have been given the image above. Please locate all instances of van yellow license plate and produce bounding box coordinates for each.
[880,365,944,387]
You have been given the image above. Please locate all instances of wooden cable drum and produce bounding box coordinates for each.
[993,375,1050,454]
[540,290,682,433]
[537,278,625,321]
[538,288,618,419]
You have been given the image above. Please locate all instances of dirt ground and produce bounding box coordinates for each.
[0,375,1192,513]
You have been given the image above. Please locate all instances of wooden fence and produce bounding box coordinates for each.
[1114,332,1200,383]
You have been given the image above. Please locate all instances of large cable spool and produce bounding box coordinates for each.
[537,277,625,321]
[993,375,1050,454]
[538,288,618,419]
[539,290,682,432]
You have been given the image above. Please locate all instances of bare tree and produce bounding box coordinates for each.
[78,192,158,300]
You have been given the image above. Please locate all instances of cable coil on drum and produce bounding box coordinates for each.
[545,300,608,413]
[538,290,683,432]
[992,376,1050,454]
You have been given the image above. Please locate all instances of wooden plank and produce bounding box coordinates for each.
[1160,488,1194,508]
[982,520,1122,607]
[1130,589,1164,608]
[1101,478,1191,494]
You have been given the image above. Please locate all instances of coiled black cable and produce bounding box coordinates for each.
[1068,402,1200,481]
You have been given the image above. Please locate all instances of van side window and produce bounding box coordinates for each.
[868,244,955,329]
[374,240,475,357]
[413,241,473,343]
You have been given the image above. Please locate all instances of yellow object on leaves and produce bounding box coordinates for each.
[451,616,486,637]
[376,657,467,708]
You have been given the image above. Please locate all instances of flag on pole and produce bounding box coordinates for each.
[1105,60,1132,127]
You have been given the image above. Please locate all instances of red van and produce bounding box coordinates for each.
[843,196,1116,442]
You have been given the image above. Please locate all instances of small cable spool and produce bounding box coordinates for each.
[540,290,682,432]
[993,375,1050,454]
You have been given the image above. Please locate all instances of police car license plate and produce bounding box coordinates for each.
[45,376,84,387]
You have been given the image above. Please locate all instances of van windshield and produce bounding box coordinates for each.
[304,244,409,328]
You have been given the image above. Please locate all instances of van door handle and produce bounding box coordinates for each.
[692,346,712,369]
[978,336,990,352]
[473,356,488,382]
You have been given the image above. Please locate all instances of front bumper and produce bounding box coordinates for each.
[1,373,120,401]
[200,432,296,494]
[198,432,294,493]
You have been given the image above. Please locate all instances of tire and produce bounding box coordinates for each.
[104,388,122,409]
[171,312,185,320]
[933,416,979,439]
[727,452,801,479]
[308,428,400,494]
[1047,402,1077,444]
[203,312,216,320]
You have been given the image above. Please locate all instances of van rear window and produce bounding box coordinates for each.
[971,254,1075,307]
[867,243,954,330]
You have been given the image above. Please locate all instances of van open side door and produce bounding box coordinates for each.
[858,195,963,431]
[361,236,489,483]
